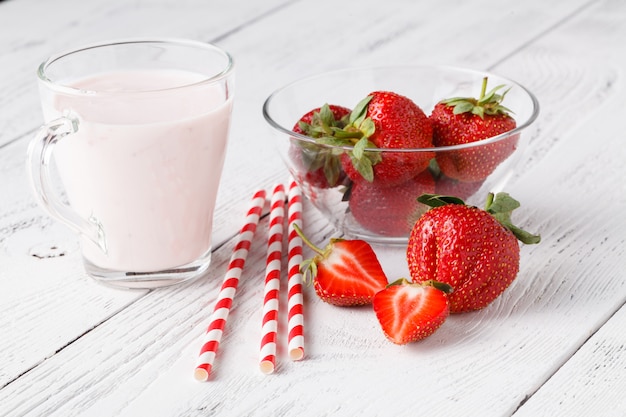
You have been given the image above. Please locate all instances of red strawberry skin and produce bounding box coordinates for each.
[313,239,388,306]
[290,105,351,188]
[406,204,520,313]
[430,103,518,182]
[348,170,435,237]
[342,91,433,187]
[373,280,450,344]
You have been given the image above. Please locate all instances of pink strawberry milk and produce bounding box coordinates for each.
[28,40,235,288]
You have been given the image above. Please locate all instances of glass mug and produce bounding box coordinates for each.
[27,39,235,289]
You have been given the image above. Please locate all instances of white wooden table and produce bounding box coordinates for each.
[1,0,625,415]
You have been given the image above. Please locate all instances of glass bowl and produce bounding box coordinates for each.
[262,65,539,244]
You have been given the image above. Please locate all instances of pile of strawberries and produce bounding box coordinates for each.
[290,77,521,237]
[297,192,540,345]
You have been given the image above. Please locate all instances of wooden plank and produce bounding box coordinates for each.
[513,304,626,416]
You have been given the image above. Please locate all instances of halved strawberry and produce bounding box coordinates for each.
[296,225,388,306]
[373,279,452,344]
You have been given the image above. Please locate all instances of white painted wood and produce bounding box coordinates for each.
[1,0,625,416]
[513,304,626,417]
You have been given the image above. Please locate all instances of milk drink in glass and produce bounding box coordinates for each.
[27,39,234,289]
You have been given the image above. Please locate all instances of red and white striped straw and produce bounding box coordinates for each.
[194,189,267,382]
[259,184,285,374]
[286,180,305,361]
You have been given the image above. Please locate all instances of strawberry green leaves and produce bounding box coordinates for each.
[441,77,514,119]
[345,137,380,183]
[290,104,352,188]
[340,95,381,183]
[417,192,541,245]
[292,99,382,184]
[417,193,466,207]
[348,95,375,134]
[484,192,541,245]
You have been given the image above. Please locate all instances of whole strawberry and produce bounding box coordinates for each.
[373,278,452,344]
[290,104,351,188]
[295,225,388,306]
[339,91,434,187]
[430,77,518,182]
[348,170,435,237]
[406,193,540,313]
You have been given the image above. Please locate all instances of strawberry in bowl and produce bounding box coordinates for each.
[289,104,352,189]
[339,91,434,187]
[348,170,435,237]
[431,77,520,182]
[263,66,539,243]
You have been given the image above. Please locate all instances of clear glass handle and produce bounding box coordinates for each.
[26,116,107,253]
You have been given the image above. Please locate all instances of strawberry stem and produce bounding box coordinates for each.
[388,278,454,294]
[479,76,488,100]
[484,191,495,210]
[293,223,325,256]
[423,280,454,294]
[387,278,411,287]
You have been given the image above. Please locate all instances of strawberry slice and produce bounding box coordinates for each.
[373,279,452,344]
[296,225,388,306]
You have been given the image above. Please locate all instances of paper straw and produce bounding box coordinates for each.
[286,180,305,361]
[259,184,285,374]
[194,189,267,382]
